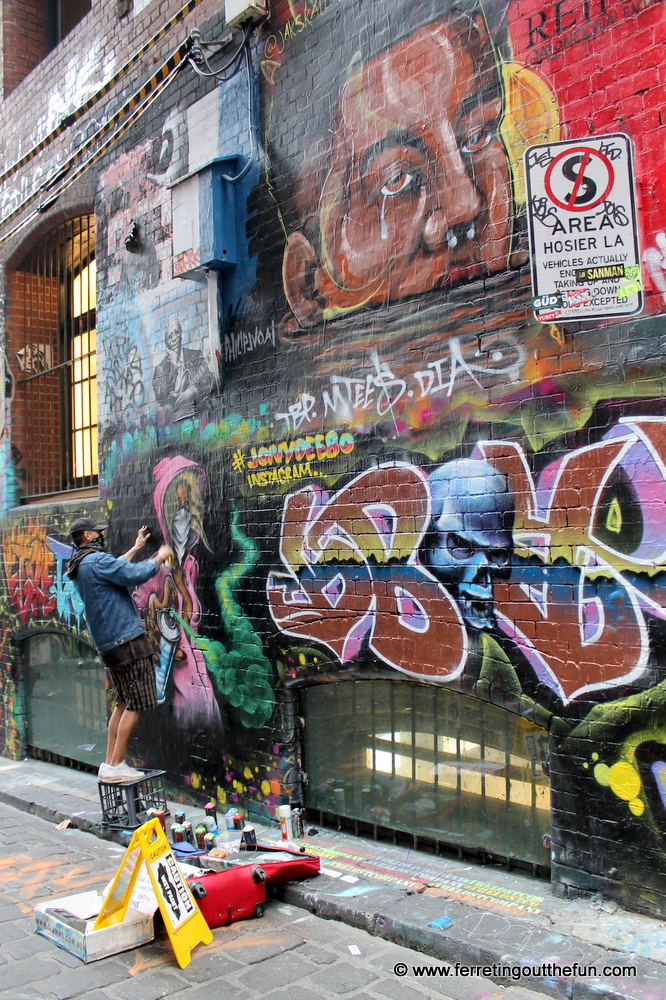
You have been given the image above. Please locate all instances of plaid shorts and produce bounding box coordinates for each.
[107,655,158,712]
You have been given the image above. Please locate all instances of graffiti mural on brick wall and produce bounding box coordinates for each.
[268,417,666,707]
[2,521,57,625]
[0,513,102,760]
[5,0,666,915]
[134,456,222,731]
[266,417,666,892]
[97,108,216,432]
[0,521,85,631]
[133,455,275,733]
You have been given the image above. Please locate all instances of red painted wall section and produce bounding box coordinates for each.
[507,0,666,273]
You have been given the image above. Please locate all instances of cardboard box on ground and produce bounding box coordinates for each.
[34,819,211,966]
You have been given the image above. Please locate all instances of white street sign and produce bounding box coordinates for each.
[524,133,642,323]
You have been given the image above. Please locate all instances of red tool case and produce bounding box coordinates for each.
[187,864,267,928]
[238,844,321,884]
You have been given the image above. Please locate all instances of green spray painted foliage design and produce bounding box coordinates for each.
[174,507,274,728]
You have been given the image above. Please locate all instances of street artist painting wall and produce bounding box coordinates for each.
[1,0,666,917]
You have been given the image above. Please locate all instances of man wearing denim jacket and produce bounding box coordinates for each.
[66,517,173,784]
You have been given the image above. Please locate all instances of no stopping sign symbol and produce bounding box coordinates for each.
[544,147,614,212]
[524,133,642,322]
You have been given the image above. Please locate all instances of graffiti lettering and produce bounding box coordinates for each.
[474,420,666,701]
[275,393,317,432]
[261,0,341,83]
[248,462,312,488]
[2,522,56,624]
[244,431,354,471]
[270,419,666,703]
[414,336,526,399]
[322,363,407,419]
[224,321,277,363]
[267,464,468,681]
[103,332,145,415]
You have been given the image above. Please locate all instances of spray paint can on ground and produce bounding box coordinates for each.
[241,825,257,846]
[174,809,186,825]
[204,802,218,827]
[147,808,166,830]
[233,812,244,831]
[204,832,216,852]
[279,804,293,841]
[291,806,304,840]
[182,820,194,845]
[170,823,185,843]
[194,824,207,850]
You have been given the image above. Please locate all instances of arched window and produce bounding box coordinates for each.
[24,631,105,768]
[303,680,551,870]
[8,216,97,499]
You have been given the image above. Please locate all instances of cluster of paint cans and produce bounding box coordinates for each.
[224,806,246,830]
[169,800,256,850]
[169,801,219,849]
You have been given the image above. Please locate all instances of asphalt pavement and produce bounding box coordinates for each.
[1,756,665,1000]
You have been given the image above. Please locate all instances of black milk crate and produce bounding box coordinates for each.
[98,770,169,830]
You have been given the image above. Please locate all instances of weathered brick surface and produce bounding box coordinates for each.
[0,0,666,922]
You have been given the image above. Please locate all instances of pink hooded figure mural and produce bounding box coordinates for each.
[134,455,222,730]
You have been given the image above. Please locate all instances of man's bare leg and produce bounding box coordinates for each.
[107,707,141,766]
[106,703,125,765]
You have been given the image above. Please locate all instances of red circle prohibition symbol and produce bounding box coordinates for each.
[544,147,614,212]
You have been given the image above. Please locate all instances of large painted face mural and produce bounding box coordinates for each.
[281,14,514,327]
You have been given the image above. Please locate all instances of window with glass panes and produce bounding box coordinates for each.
[10,216,97,498]
[303,680,551,869]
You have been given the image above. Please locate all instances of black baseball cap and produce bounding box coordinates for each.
[70,517,106,537]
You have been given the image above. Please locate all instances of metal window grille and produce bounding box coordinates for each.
[14,216,97,499]
[24,632,107,768]
[303,680,551,870]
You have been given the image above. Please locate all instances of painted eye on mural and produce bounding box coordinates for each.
[447,533,476,561]
[380,171,416,198]
[460,127,493,154]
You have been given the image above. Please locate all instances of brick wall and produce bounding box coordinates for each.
[2,0,49,97]
[0,0,666,920]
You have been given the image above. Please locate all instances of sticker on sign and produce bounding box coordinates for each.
[524,134,642,322]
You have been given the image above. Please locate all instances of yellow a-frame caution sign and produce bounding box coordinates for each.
[93,818,212,968]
